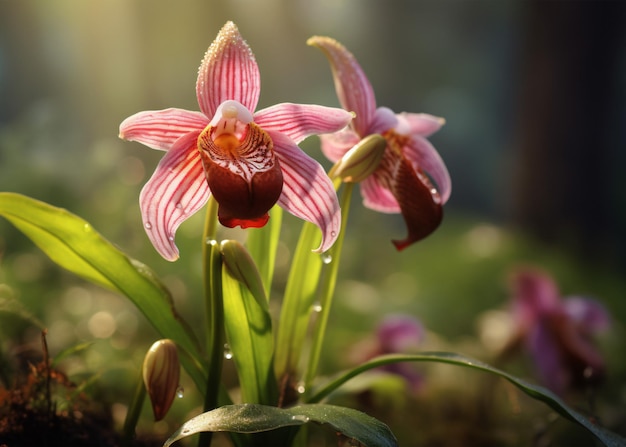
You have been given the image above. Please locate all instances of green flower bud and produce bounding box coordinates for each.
[329,134,387,183]
[142,339,180,421]
[220,239,268,309]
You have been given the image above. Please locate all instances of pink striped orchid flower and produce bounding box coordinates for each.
[119,22,353,261]
[309,37,451,250]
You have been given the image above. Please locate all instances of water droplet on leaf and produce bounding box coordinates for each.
[176,385,184,398]
[312,302,322,313]
[223,343,233,360]
[321,254,332,264]
[291,414,310,422]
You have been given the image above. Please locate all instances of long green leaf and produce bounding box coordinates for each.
[0,192,206,392]
[274,222,323,382]
[246,205,282,294]
[221,241,277,405]
[308,352,626,447]
[164,403,398,447]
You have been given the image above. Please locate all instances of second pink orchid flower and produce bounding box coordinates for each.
[309,36,451,250]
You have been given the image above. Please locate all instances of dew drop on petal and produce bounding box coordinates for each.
[145,222,152,230]
[223,343,233,360]
[175,202,183,210]
[168,234,175,242]
[331,231,337,238]
[176,385,184,399]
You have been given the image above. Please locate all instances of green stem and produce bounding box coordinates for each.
[122,370,147,447]
[303,182,353,396]
[199,197,224,447]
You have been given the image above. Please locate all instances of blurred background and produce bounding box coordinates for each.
[1,1,625,446]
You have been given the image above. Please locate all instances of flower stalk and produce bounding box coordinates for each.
[200,198,223,447]
[303,181,354,396]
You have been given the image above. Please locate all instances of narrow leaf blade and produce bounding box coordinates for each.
[164,403,398,447]
[0,193,206,391]
[274,222,323,380]
[309,352,626,447]
[222,267,277,405]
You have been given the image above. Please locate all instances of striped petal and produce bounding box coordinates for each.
[254,103,353,144]
[139,130,209,261]
[360,175,400,213]
[269,131,340,253]
[307,36,376,137]
[369,107,398,134]
[397,112,445,138]
[119,108,208,151]
[196,21,260,118]
[404,136,452,204]
[319,129,360,163]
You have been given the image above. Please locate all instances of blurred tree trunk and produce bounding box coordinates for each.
[511,1,626,266]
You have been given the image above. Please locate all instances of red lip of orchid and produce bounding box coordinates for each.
[308,36,451,250]
[119,22,353,261]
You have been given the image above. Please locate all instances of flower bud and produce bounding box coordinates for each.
[329,134,387,183]
[142,339,180,421]
[220,239,267,309]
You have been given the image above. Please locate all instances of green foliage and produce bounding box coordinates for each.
[309,352,626,447]
[164,403,398,447]
[0,192,207,394]
[221,240,278,405]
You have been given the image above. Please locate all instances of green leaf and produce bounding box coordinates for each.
[308,352,626,447]
[0,192,207,392]
[246,205,282,294]
[274,222,323,381]
[164,403,398,447]
[221,243,277,405]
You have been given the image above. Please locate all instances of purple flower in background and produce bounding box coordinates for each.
[354,315,425,390]
[507,267,610,395]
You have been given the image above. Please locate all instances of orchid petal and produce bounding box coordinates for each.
[119,108,208,151]
[563,297,611,333]
[397,112,445,137]
[319,129,360,163]
[196,21,260,118]
[404,136,452,204]
[360,175,401,213]
[372,151,443,250]
[511,269,562,317]
[139,130,209,261]
[369,107,398,134]
[528,322,567,395]
[308,36,376,137]
[269,131,340,252]
[254,103,353,144]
